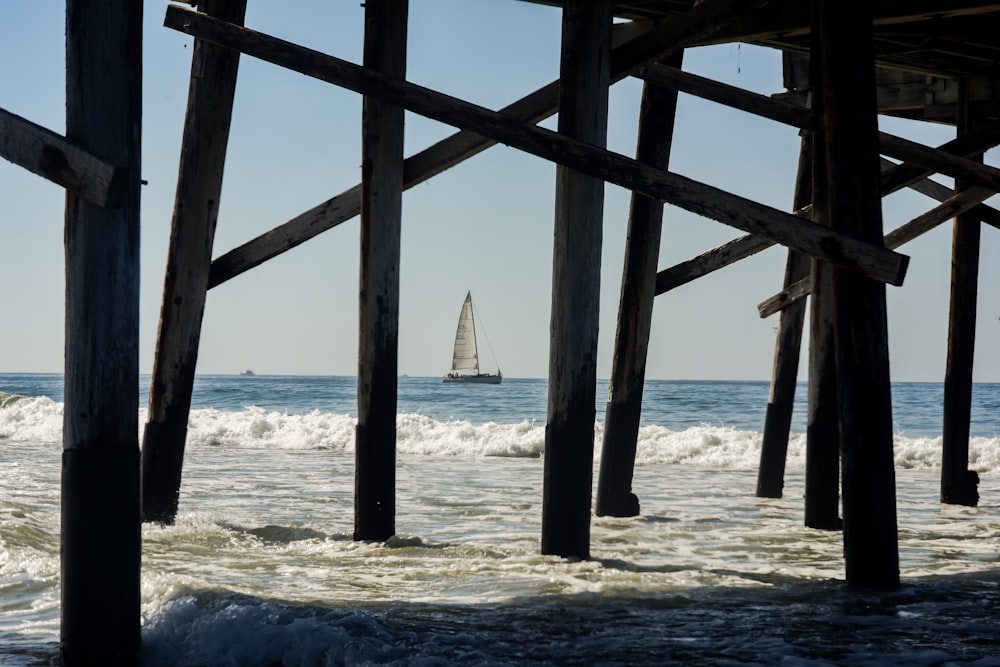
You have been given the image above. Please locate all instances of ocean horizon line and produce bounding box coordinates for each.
[2,371,997,385]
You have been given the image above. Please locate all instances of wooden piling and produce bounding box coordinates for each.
[541,0,611,558]
[815,0,899,588]
[141,0,247,524]
[355,0,407,542]
[596,52,683,518]
[756,132,812,499]
[941,84,982,507]
[61,0,143,663]
[803,56,842,528]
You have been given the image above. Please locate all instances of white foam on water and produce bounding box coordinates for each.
[2,398,999,473]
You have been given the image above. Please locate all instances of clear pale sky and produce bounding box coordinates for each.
[1,2,998,381]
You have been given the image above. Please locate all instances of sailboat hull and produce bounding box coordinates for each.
[443,373,502,384]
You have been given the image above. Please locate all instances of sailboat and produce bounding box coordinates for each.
[443,291,502,384]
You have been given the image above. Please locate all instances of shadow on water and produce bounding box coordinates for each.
[131,570,1000,667]
[6,570,1000,665]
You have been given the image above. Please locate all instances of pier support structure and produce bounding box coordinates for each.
[756,131,812,499]
[141,0,247,524]
[128,0,1000,584]
[815,0,900,588]
[804,46,842,530]
[596,51,683,518]
[355,0,408,541]
[61,0,143,663]
[542,0,611,558]
[941,83,982,507]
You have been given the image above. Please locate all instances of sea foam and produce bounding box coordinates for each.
[2,399,999,473]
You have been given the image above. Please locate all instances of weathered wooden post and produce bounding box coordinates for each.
[61,0,143,663]
[941,83,981,507]
[355,0,407,541]
[142,0,247,524]
[596,51,683,518]
[802,44,842,531]
[756,131,812,499]
[816,0,900,588]
[542,0,611,558]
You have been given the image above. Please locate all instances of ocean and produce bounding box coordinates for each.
[1,374,999,665]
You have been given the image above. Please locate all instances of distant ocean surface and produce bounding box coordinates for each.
[1,374,999,665]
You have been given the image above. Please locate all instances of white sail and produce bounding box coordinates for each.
[451,291,479,372]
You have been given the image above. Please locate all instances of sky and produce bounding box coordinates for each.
[1,1,998,382]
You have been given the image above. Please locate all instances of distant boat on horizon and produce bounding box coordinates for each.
[240,369,256,377]
[443,291,501,385]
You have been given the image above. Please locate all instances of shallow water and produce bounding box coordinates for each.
[1,375,999,664]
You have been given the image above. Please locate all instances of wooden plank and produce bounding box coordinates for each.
[354,0,406,542]
[61,0,143,663]
[878,122,1000,195]
[542,0,611,560]
[164,5,909,287]
[759,168,998,318]
[634,63,815,129]
[596,51,683,518]
[816,0,899,589]
[758,276,812,318]
[0,106,124,208]
[898,158,1000,231]
[941,87,982,507]
[140,0,247,525]
[757,127,1000,317]
[656,230,778,295]
[884,186,995,248]
[879,130,1000,192]
[205,0,772,288]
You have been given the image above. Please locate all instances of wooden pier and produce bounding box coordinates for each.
[3,1,1000,662]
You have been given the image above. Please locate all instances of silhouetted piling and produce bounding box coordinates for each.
[596,51,683,518]
[801,33,843,532]
[61,0,143,663]
[941,84,982,507]
[142,0,247,524]
[542,0,611,558]
[816,0,900,588]
[757,131,812,499]
[355,0,407,541]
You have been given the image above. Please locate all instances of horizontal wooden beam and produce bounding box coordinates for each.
[896,157,1000,231]
[756,276,811,319]
[879,130,1000,192]
[758,177,997,318]
[634,63,815,130]
[630,64,1000,198]
[208,0,773,287]
[0,107,125,208]
[167,6,907,286]
[661,124,1000,298]
[879,121,1000,195]
[883,185,995,248]
[655,231,776,295]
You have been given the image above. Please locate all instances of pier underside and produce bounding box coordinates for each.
[3,1,1000,662]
